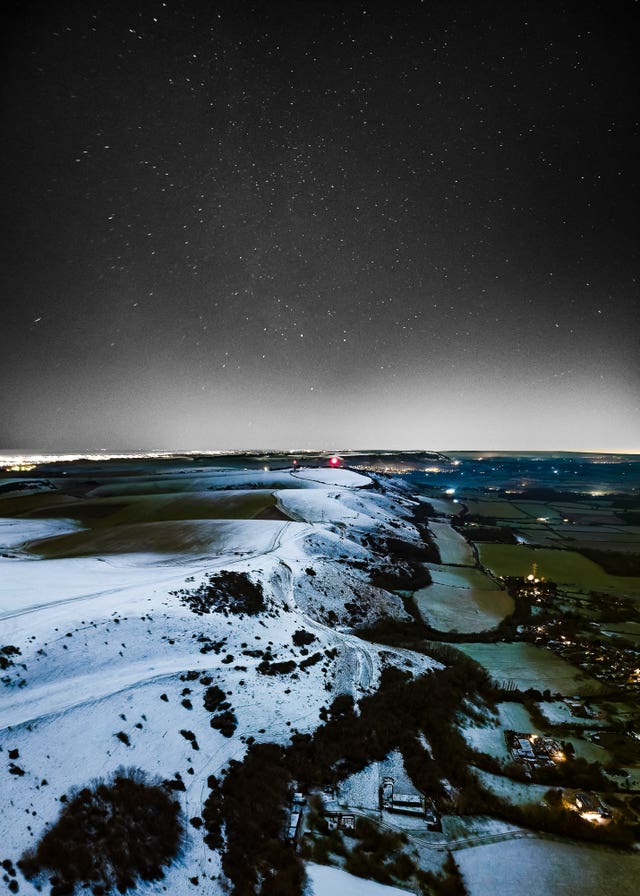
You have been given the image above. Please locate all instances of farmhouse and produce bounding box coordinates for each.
[285,792,306,844]
[380,776,427,817]
[505,730,566,770]
[323,811,356,832]
[563,790,612,824]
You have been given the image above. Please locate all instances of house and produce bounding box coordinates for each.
[379,776,427,817]
[285,792,306,844]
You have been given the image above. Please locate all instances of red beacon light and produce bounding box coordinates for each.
[329,455,342,467]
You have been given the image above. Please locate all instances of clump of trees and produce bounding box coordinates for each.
[218,744,306,896]
[578,549,640,577]
[19,768,184,894]
[362,531,438,593]
[202,649,635,895]
[0,644,21,671]
[172,571,265,616]
[455,523,517,544]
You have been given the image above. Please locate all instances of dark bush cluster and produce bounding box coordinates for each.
[204,685,237,737]
[257,659,297,676]
[173,571,265,616]
[360,531,437,593]
[1,645,26,687]
[302,810,415,887]
[455,524,517,544]
[202,775,224,850]
[292,629,316,647]
[19,768,184,894]
[299,652,322,671]
[0,645,21,671]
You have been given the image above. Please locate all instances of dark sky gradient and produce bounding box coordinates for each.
[2,0,638,451]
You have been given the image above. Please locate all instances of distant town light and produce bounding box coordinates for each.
[445,488,455,495]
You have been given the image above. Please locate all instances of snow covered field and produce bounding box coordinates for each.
[428,521,475,566]
[455,642,603,693]
[414,565,513,633]
[456,837,640,896]
[306,862,412,896]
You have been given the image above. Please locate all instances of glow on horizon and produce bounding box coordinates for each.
[1,447,639,470]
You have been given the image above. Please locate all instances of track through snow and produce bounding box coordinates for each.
[0,654,232,731]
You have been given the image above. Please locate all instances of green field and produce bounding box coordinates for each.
[26,520,229,557]
[477,544,640,596]
[463,499,529,519]
[512,502,565,521]
[17,490,285,530]
[24,517,285,559]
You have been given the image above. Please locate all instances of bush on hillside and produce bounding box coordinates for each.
[173,571,265,616]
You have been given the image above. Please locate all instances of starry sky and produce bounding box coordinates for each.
[2,0,639,452]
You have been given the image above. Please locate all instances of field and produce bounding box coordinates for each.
[454,643,603,694]
[456,837,640,896]
[414,566,513,633]
[462,500,529,519]
[601,622,640,644]
[429,520,475,565]
[477,544,640,596]
[462,702,541,761]
[24,518,288,560]
[307,862,412,896]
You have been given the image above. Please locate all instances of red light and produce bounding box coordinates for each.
[330,456,340,466]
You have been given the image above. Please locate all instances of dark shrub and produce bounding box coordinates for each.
[210,710,238,738]
[203,685,228,712]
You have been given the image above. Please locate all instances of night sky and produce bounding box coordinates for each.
[2,0,638,452]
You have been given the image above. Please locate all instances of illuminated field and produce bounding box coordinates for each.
[477,544,640,596]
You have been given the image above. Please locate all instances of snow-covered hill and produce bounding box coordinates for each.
[0,465,438,895]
